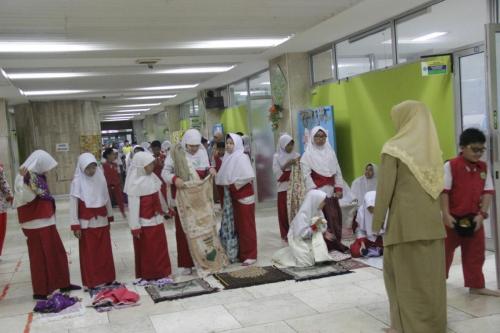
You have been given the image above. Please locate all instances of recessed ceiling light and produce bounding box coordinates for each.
[125,95,177,100]
[103,103,161,108]
[0,41,101,53]
[21,89,90,96]
[184,38,291,49]
[101,113,140,117]
[4,72,92,79]
[99,109,150,113]
[138,84,199,91]
[157,66,234,74]
[412,32,447,42]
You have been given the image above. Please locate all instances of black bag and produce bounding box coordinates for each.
[453,215,476,237]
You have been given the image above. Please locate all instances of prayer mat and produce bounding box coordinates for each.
[213,266,293,289]
[277,262,352,282]
[336,259,369,270]
[145,278,218,303]
[328,250,352,262]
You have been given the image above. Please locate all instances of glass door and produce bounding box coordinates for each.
[454,46,495,249]
[485,23,500,287]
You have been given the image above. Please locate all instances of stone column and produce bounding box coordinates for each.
[165,105,181,141]
[269,53,312,143]
[14,101,101,195]
[0,99,14,184]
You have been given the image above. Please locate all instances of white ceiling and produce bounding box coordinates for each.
[0,0,364,119]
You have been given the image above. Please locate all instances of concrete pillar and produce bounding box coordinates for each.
[0,99,14,184]
[14,101,101,195]
[269,53,312,142]
[132,120,145,143]
[165,105,181,141]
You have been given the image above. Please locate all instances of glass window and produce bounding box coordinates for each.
[180,101,191,120]
[249,71,271,97]
[229,80,248,106]
[396,0,489,63]
[312,49,334,83]
[336,26,393,79]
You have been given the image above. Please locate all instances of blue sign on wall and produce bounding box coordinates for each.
[212,123,224,136]
[297,106,336,154]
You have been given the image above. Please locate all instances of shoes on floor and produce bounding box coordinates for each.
[60,284,82,292]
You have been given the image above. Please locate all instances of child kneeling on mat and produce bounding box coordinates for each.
[350,191,384,258]
[272,189,334,267]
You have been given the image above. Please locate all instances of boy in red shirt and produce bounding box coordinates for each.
[441,128,500,296]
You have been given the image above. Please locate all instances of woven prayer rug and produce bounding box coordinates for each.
[145,278,218,303]
[213,266,294,289]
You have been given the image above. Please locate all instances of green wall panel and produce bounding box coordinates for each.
[311,56,455,183]
[221,105,249,134]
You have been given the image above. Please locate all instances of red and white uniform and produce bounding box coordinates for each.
[0,163,13,256]
[162,129,211,269]
[70,153,116,288]
[273,134,300,240]
[300,126,347,252]
[443,155,495,289]
[125,152,171,280]
[102,160,126,215]
[215,133,258,262]
[15,150,70,296]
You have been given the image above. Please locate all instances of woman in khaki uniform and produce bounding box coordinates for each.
[372,100,447,333]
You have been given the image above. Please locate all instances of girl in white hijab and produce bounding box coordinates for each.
[162,128,216,274]
[70,153,116,289]
[215,133,257,266]
[300,126,348,253]
[351,163,378,203]
[350,191,384,258]
[273,134,300,241]
[272,189,332,267]
[125,152,172,282]
[15,150,77,299]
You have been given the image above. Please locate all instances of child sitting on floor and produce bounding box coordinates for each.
[272,189,334,267]
[350,191,384,258]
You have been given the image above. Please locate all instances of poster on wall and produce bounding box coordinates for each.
[212,123,224,136]
[297,106,336,154]
[80,135,101,160]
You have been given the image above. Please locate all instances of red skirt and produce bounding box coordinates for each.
[133,223,172,280]
[0,212,6,256]
[108,185,125,215]
[277,191,289,240]
[232,200,258,261]
[322,197,348,252]
[79,225,116,288]
[174,209,194,268]
[22,225,70,296]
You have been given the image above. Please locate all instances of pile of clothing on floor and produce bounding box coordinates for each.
[90,283,140,312]
[33,293,80,313]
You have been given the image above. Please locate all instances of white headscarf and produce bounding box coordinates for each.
[215,133,255,186]
[300,126,340,177]
[124,152,162,196]
[161,140,171,152]
[182,129,210,169]
[289,189,326,238]
[70,153,109,208]
[356,191,378,241]
[21,150,58,174]
[276,134,300,168]
[140,142,151,151]
[351,163,378,203]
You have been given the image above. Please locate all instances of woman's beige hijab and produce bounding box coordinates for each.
[382,100,444,199]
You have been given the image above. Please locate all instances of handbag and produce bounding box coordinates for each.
[453,214,476,237]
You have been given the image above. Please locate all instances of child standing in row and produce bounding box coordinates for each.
[273,134,300,242]
[15,150,80,299]
[102,148,126,218]
[70,153,116,289]
[0,161,13,259]
[124,152,172,282]
[216,133,258,266]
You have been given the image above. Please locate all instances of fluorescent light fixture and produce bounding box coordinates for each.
[260,81,271,85]
[101,113,140,117]
[138,84,199,91]
[5,72,91,79]
[185,37,290,49]
[103,116,133,120]
[21,89,90,96]
[125,94,177,100]
[100,109,150,113]
[104,103,161,108]
[412,32,447,42]
[0,41,100,53]
[158,66,234,74]
[236,91,248,96]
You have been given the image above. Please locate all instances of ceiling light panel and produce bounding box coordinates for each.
[124,95,177,100]
[182,38,290,49]
[137,84,199,91]
[0,41,102,53]
[21,89,91,96]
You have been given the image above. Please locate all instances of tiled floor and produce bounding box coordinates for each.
[0,199,499,333]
